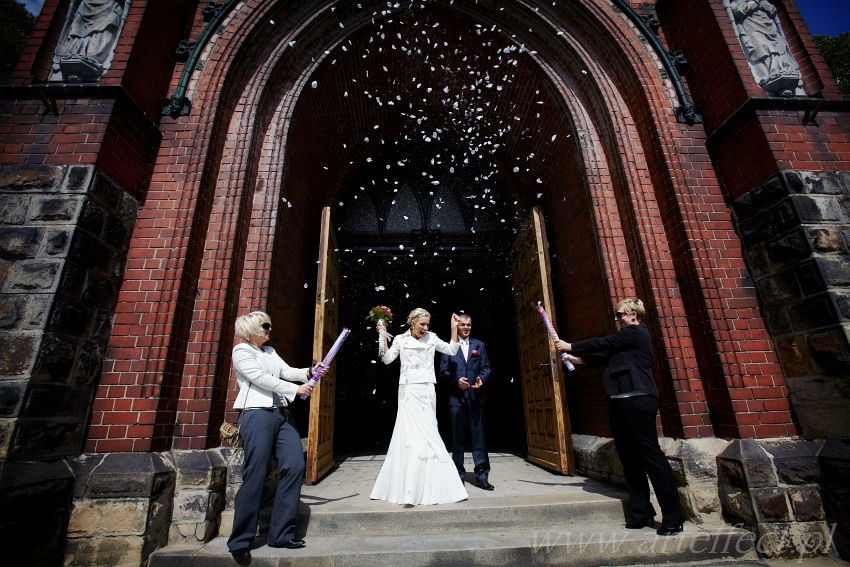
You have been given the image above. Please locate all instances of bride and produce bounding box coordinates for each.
[371,308,469,505]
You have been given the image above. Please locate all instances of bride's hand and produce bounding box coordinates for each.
[450,313,459,329]
[376,320,384,332]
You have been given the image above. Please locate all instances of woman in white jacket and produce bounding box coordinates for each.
[227,311,326,560]
[370,308,468,505]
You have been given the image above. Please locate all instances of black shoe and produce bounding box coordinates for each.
[625,517,655,529]
[269,539,306,549]
[657,524,684,536]
[229,547,251,563]
[475,478,494,491]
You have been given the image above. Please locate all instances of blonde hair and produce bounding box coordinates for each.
[616,298,646,321]
[406,308,431,326]
[235,311,270,340]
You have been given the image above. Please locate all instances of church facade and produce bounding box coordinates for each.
[0,1,848,565]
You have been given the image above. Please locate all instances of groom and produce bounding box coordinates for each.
[439,313,493,490]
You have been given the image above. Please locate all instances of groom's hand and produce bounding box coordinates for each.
[458,377,470,389]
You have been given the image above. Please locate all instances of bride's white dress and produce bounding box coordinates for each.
[370,383,468,505]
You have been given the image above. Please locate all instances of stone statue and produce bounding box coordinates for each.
[729,0,801,97]
[51,0,128,83]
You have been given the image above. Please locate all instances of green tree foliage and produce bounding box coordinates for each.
[0,0,36,84]
[815,32,850,98]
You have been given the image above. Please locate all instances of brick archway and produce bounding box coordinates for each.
[87,0,796,453]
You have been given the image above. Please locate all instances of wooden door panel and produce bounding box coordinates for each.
[511,207,574,474]
[307,207,339,484]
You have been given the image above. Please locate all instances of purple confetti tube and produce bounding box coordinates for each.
[534,304,576,372]
[299,328,351,399]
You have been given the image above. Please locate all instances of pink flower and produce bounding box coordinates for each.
[471,349,479,357]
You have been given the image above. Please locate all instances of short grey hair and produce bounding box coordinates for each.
[235,311,270,340]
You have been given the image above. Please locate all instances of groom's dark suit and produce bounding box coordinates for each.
[439,337,491,485]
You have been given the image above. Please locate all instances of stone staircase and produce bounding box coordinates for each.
[150,478,762,567]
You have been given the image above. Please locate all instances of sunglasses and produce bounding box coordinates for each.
[614,311,628,319]
[261,322,272,330]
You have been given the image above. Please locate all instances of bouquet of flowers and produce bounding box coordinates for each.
[366,305,394,356]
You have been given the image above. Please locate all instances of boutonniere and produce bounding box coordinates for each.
[471,349,479,357]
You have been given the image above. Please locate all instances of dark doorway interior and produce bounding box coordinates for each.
[332,248,526,458]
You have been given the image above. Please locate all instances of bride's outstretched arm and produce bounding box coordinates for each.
[450,313,459,343]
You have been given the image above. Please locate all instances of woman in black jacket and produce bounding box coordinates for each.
[555,298,685,536]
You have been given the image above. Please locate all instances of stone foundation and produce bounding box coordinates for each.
[573,434,843,559]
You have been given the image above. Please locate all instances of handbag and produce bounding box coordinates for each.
[219,421,240,447]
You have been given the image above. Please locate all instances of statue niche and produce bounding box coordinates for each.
[50,0,128,83]
[727,0,803,97]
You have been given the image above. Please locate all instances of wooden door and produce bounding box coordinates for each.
[306,206,339,484]
[510,207,574,474]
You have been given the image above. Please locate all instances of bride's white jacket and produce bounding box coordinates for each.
[231,342,309,409]
[382,331,459,384]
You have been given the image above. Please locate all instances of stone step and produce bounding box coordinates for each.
[289,491,629,536]
[150,523,761,567]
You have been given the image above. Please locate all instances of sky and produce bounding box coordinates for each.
[795,0,850,35]
[19,0,850,35]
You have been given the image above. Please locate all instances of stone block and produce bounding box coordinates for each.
[765,199,800,235]
[787,375,850,439]
[817,256,850,287]
[29,196,82,222]
[750,174,790,209]
[794,259,825,296]
[23,294,51,328]
[800,170,843,195]
[818,440,850,557]
[752,487,791,521]
[809,228,843,253]
[63,165,94,193]
[91,173,123,210]
[11,418,84,459]
[793,195,843,223]
[69,232,113,273]
[77,199,106,236]
[836,291,850,321]
[760,439,821,484]
[6,259,62,291]
[44,228,72,256]
[0,228,42,261]
[170,449,227,490]
[0,165,65,192]
[789,294,838,332]
[765,230,811,266]
[81,272,117,309]
[0,333,37,374]
[0,460,75,567]
[719,486,757,524]
[0,194,29,224]
[70,341,105,386]
[67,498,149,536]
[48,299,94,336]
[717,439,777,489]
[760,269,800,304]
[788,486,825,521]
[23,384,92,418]
[0,382,22,416]
[775,335,814,376]
[0,419,13,457]
[0,296,23,328]
[808,326,850,375]
[754,521,834,559]
[74,452,174,499]
[64,536,145,567]
[31,334,77,382]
